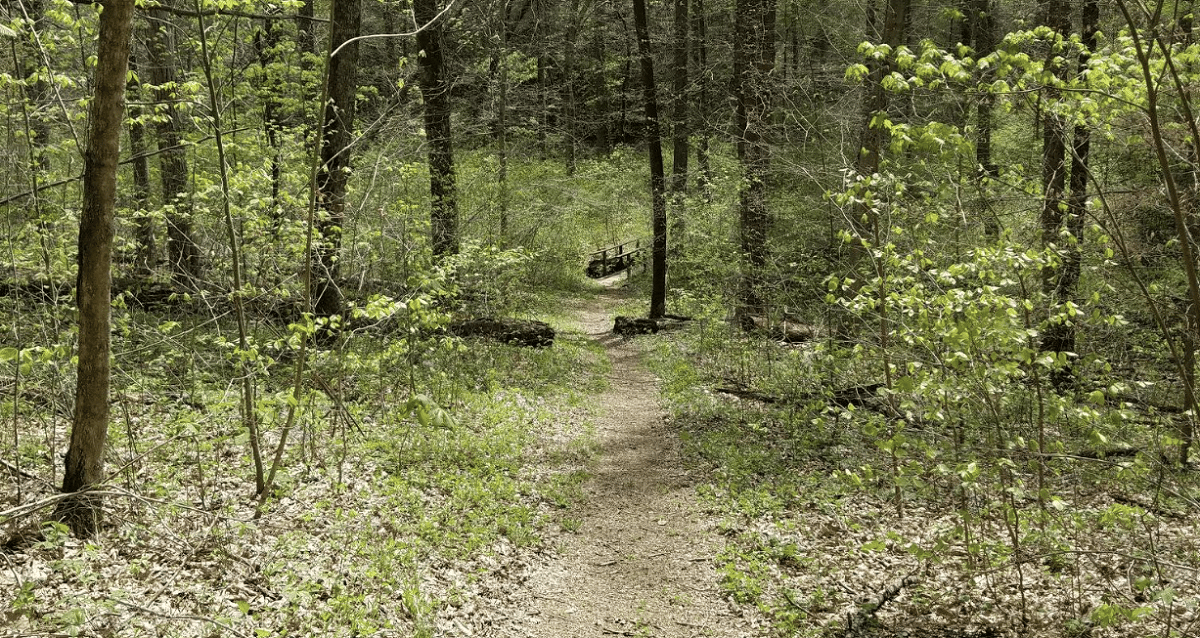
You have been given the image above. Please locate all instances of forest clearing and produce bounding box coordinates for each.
[3,0,1200,635]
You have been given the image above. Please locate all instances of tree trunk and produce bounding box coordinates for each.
[691,0,712,197]
[255,13,285,218]
[415,0,459,257]
[297,0,317,58]
[671,0,689,197]
[18,0,55,278]
[490,11,511,246]
[632,0,668,319]
[1037,0,1071,364]
[145,4,200,287]
[127,57,155,277]
[1044,0,1097,384]
[563,0,581,175]
[314,0,363,320]
[56,0,135,538]
[734,0,776,325]
[972,0,999,236]
[855,0,909,182]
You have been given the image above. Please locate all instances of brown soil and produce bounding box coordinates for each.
[497,283,764,637]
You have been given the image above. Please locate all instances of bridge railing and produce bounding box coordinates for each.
[587,238,649,278]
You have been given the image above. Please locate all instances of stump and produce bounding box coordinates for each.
[449,318,555,347]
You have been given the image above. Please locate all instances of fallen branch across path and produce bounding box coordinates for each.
[839,570,921,637]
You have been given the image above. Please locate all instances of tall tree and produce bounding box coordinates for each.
[490,0,512,244]
[17,0,55,276]
[691,0,711,195]
[671,0,689,197]
[127,56,155,276]
[562,0,582,175]
[314,0,363,320]
[969,0,1000,236]
[632,0,668,318]
[415,0,459,257]
[1043,0,1098,380]
[855,0,910,181]
[1037,0,1071,366]
[55,0,135,538]
[733,0,776,324]
[145,4,201,287]
[254,12,285,215]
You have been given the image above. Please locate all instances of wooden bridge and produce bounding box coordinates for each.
[587,238,649,278]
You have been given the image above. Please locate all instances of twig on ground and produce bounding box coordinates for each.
[111,598,251,638]
[840,569,921,637]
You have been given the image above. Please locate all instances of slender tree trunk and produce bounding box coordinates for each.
[1037,0,1071,372]
[855,0,909,182]
[563,0,580,175]
[145,4,200,287]
[593,5,612,153]
[632,0,668,319]
[491,7,511,246]
[56,0,135,538]
[297,0,317,58]
[671,0,689,197]
[734,0,776,325]
[415,0,459,257]
[314,0,363,320]
[968,0,999,236]
[127,57,155,277]
[21,0,51,178]
[537,54,550,158]
[1044,0,1097,382]
[17,0,55,278]
[1183,0,1198,464]
[692,0,711,197]
[255,13,284,218]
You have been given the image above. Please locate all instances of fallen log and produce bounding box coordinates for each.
[448,317,555,347]
[746,315,819,343]
[613,315,690,336]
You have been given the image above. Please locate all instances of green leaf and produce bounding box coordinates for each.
[0,24,16,38]
[0,347,17,363]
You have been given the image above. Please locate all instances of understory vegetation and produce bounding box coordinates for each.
[6,0,1200,635]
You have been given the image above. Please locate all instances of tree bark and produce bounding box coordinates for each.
[671,0,689,197]
[734,0,776,325]
[632,0,669,319]
[1038,0,1071,364]
[56,0,135,538]
[254,13,285,217]
[1044,0,1097,380]
[563,0,581,175]
[691,0,712,197]
[415,0,459,257]
[855,0,909,183]
[314,0,363,320]
[145,4,200,287]
[127,57,155,277]
[971,0,1000,236]
[490,5,511,245]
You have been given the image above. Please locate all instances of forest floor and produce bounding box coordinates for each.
[492,280,764,638]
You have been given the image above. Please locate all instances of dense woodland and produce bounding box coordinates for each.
[2,0,1200,634]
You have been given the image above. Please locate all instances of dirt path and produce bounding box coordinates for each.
[498,284,762,638]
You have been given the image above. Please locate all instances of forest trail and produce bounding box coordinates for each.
[497,282,761,637]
